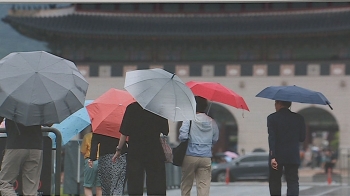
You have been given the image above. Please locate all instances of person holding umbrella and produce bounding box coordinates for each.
[80,130,102,196]
[179,96,219,196]
[0,51,88,196]
[256,85,332,195]
[0,117,52,196]
[86,88,134,196]
[267,100,306,196]
[112,102,169,196]
[89,133,128,196]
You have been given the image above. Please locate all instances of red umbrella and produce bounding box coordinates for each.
[186,81,249,111]
[86,88,135,139]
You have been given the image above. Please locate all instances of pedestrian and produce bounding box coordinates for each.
[89,132,127,196]
[112,102,169,196]
[81,131,102,196]
[0,117,51,196]
[267,100,306,196]
[323,148,337,174]
[179,96,219,196]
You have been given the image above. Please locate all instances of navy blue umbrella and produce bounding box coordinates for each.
[256,85,332,110]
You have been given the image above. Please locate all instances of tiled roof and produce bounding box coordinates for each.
[3,9,350,38]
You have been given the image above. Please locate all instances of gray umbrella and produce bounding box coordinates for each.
[0,51,89,126]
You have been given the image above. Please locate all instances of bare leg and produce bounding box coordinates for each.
[84,187,93,196]
[96,186,102,196]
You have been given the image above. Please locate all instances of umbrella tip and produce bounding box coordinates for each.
[171,74,175,79]
[328,104,333,110]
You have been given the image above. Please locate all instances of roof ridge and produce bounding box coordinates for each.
[8,5,350,18]
[74,6,350,18]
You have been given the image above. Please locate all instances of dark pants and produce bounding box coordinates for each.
[324,162,335,174]
[126,157,166,196]
[269,163,299,196]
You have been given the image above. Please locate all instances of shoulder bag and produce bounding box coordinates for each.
[160,135,173,163]
[172,121,192,167]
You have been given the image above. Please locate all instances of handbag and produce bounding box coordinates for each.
[160,135,173,163]
[172,121,192,167]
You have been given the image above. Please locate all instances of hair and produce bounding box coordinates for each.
[276,100,292,108]
[195,96,208,113]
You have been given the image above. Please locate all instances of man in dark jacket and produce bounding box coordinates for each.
[268,100,306,196]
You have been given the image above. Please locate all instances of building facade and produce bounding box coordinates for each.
[2,2,350,155]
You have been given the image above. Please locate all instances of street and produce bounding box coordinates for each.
[165,182,349,196]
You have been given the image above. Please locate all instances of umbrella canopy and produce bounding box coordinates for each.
[124,68,196,121]
[186,81,249,111]
[0,51,88,125]
[256,85,332,110]
[224,151,239,158]
[50,100,93,147]
[86,88,135,139]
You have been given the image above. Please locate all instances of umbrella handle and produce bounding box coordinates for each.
[206,102,212,115]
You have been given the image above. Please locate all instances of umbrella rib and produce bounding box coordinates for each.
[172,80,195,118]
[39,73,86,109]
[0,73,33,94]
[19,52,37,71]
[125,77,167,88]
[37,59,68,72]
[141,78,173,109]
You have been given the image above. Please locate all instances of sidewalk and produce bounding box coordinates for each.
[299,167,347,184]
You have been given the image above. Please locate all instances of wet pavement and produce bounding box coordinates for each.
[165,182,350,196]
[164,167,350,196]
[300,185,350,196]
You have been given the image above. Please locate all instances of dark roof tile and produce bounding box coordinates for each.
[3,10,350,37]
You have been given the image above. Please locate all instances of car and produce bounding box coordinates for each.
[211,152,269,182]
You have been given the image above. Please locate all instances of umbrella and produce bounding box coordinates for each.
[224,151,239,158]
[124,68,196,121]
[186,81,249,111]
[86,88,135,139]
[50,100,93,147]
[0,51,88,125]
[255,85,332,110]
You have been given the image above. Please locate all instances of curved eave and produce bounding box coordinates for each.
[3,9,350,39]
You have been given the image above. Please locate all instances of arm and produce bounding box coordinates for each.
[299,116,306,142]
[160,119,169,136]
[267,115,276,160]
[112,134,127,163]
[80,134,88,155]
[178,120,190,142]
[0,117,4,124]
[89,133,99,161]
[267,115,279,170]
[212,120,219,145]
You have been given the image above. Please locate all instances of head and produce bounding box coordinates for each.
[195,96,208,113]
[275,100,291,111]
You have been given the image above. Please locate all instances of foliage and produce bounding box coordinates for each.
[330,131,339,151]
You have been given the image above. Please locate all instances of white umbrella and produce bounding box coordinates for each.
[124,68,196,121]
[0,51,88,126]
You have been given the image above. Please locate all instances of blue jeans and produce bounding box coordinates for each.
[269,163,299,196]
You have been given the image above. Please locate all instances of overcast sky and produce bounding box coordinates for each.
[0,4,50,59]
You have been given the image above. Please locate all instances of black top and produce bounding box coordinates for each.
[89,133,127,161]
[119,102,169,161]
[3,118,43,150]
[267,108,306,164]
